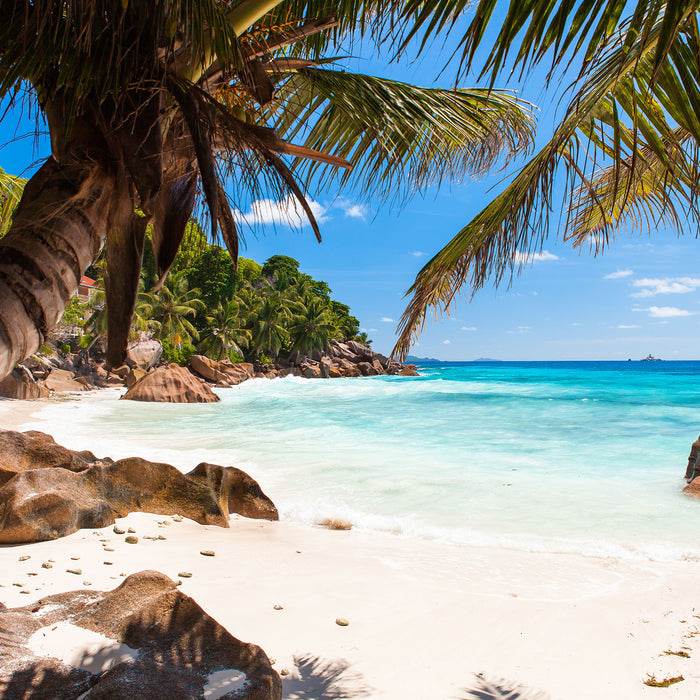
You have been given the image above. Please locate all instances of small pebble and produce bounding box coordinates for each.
[103,561,113,566]
[178,572,192,578]
[71,556,80,561]
[41,562,53,569]
[113,527,125,535]
[335,618,349,627]
[127,527,136,533]
[173,515,183,522]
[66,568,82,575]
[200,550,215,557]
[280,669,289,677]
[120,573,126,577]
[13,583,23,587]
[20,590,29,594]
[273,605,283,610]
[83,581,92,586]
[104,547,115,552]
[157,535,166,540]
[269,658,276,665]
[99,539,109,542]
[125,536,138,544]
[27,573,37,577]
[18,555,30,562]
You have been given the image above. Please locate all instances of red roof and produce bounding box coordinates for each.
[80,276,96,287]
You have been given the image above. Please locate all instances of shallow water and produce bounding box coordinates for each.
[17,360,700,562]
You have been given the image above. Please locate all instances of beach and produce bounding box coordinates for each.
[2,507,700,699]
[2,365,700,699]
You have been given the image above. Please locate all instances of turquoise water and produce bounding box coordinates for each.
[20,361,700,561]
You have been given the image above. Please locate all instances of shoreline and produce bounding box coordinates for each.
[2,395,700,697]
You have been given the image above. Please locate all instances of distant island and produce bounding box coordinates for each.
[405,355,503,364]
[640,354,662,362]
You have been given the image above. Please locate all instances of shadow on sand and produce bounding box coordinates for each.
[282,654,372,699]
[460,673,550,700]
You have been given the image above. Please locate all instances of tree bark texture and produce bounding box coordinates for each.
[0,157,115,379]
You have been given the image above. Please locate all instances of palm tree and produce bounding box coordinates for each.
[199,299,251,360]
[0,0,535,378]
[288,296,336,355]
[145,272,205,349]
[250,295,292,360]
[393,1,700,358]
[0,168,26,238]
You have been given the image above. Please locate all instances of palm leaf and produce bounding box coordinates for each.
[263,68,536,201]
[0,167,26,237]
[393,8,691,359]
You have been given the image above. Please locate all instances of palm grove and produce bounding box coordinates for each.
[0,2,699,375]
[73,228,369,364]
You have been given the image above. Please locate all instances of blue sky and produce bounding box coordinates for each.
[3,27,700,361]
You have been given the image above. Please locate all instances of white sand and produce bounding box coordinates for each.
[1,510,699,699]
[1,397,699,697]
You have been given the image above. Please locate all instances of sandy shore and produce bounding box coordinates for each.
[1,398,700,698]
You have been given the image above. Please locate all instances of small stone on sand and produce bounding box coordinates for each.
[273,605,283,610]
[178,572,192,578]
[66,568,82,575]
[200,550,215,557]
[127,527,136,533]
[125,536,138,544]
[70,556,80,561]
[104,547,115,552]
[41,562,52,569]
[104,561,113,566]
[18,555,30,561]
[113,526,125,534]
[335,618,349,627]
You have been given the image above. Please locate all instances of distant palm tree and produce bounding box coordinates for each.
[288,297,335,356]
[199,300,251,360]
[250,295,292,360]
[145,272,205,349]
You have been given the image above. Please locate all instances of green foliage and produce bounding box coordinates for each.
[261,255,301,280]
[161,338,196,365]
[58,342,71,354]
[236,258,263,283]
[258,351,273,365]
[60,296,88,326]
[38,343,53,356]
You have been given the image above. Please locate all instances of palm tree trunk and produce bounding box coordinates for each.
[0,156,115,379]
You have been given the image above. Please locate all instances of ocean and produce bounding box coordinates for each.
[17,360,700,562]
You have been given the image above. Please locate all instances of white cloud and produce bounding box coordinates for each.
[367,328,378,332]
[517,326,532,332]
[571,322,581,327]
[631,277,700,298]
[532,291,538,296]
[442,339,451,344]
[342,203,369,220]
[603,269,634,280]
[410,251,425,257]
[648,306,693,318]
[513,250,560,264]
[381,317,394,323]
[461,326,477,331]
[235,194,328,227]
[617,324,640,329]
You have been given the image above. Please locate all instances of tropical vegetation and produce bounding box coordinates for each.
[0,0,535,378]
[61,222,370,365]
[393,1,700,357]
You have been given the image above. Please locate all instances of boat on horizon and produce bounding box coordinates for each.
[640,354,662,362]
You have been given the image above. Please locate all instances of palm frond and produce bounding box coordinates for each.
[0,167,26,237]
[393,8,689,360]
[263,68,536,202]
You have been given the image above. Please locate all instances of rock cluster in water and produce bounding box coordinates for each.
[684,435,700,496]
[0,338,419,401]
[0,569,281,699]
[0,429,278,544]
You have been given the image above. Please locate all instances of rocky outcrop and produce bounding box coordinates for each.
[0,570,281,700]
[122,363,220,403]
[0,429,277,543]
[0,429,107,487]
[44,368,90,393]
[126,339,163,370]
[683,436,700,497]
[189,355,255,387]
[0,366,50,399]
[187,462,279,521]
